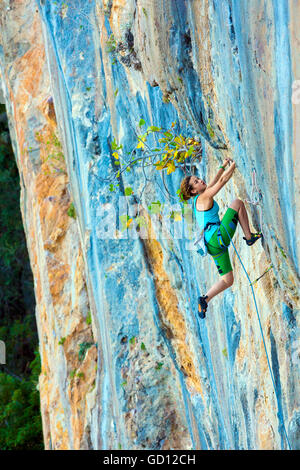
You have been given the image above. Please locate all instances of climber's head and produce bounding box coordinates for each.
[180,175,207,201]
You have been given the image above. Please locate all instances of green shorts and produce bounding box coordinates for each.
[206,208,239,276]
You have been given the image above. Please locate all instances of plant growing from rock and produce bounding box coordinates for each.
[34,130,66,177]
[93,119,201,204]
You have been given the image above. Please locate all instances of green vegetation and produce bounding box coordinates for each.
[69,369,85,380]
[95,119,202,213]
[90,118,203,235]
[206,119,215,138]
[78,342,94,362]
[222,348,228,359]
[106,33,117,53]
[34,129,65,176]
[279,247,287,259]
[0,350,43,450]
[109,120,201,182]
[86,311,92,325]
[67,202,76,218]
[124,186,133,196]
[0,104,43,449]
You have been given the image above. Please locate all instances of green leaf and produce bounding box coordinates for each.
[139,118,146,127]
[147,126,161,132]
[109,183,115,192]
[168,141,177,148]
[86,312,92,325]
[187,145,194,157]
[129,336,136,345]
[124,187,133,196]
[222,348,228,359]
[111,138,118,150]
[67,202,76,219]
[163,131,173,140]
[135,215,147,228]
[148,200,161,214]
[207,120,215,138]
[141,342,146,351]
[280,248,287,259]
[119,215,131,231]
[78,342,94,362]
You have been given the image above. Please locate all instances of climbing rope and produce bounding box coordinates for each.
[245,169,264,236]
[219,223,292,450]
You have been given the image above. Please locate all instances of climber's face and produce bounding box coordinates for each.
[189,175,206,195]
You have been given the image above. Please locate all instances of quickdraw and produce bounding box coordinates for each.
[245,168,264,236]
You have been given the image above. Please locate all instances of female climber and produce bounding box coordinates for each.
[180,158,262,319]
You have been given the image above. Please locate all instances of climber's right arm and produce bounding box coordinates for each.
[221,161,236,182]
[203,162,236,198]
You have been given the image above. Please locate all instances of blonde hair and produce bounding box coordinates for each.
[179,175,194,201]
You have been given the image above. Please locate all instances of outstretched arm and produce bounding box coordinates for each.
[207,158,232,188]
[203,161,236,198]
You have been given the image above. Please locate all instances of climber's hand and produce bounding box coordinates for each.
[222,157,233,168]
[222,161,236,180]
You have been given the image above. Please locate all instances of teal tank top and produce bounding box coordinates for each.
[193,195,220,243]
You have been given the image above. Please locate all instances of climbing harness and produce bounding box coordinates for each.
[245,169,264,236]
[194,222,221,257]
[219,224,292,450]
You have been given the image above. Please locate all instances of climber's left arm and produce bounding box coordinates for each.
[207,158,232,188]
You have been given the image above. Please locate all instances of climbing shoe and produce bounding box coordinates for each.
[198,295,208,319]
[243,232,263,246]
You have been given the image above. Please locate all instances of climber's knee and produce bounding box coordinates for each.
[229,198,243,212]
[222,270,234,287]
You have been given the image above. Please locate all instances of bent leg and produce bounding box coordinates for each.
[219,207,239,246]
[205,271,234,302]
[204,242,235,302]
[229,198,251,240]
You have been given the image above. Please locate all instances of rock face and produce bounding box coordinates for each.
[0,0,299,450]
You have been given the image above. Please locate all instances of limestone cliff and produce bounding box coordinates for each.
[0,0,299,450]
